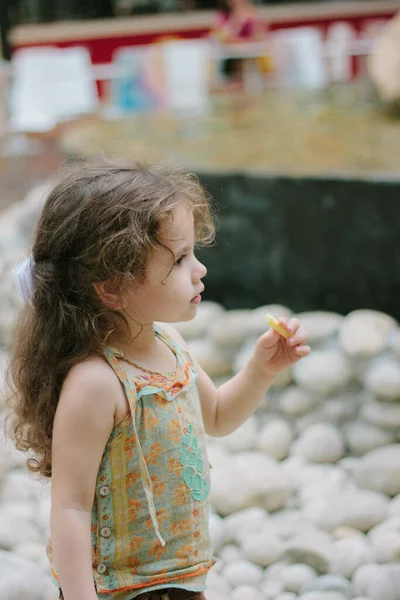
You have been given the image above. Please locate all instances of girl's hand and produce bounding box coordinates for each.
[252,317,311,377]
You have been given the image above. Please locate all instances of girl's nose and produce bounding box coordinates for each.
[194,258,207,281]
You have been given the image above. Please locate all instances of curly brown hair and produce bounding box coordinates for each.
[7,157,215,478]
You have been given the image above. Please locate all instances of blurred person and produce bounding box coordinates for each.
[7,157,310,600]
[211,0,270,85]
[214,0,264,44]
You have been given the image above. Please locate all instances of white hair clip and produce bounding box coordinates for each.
[12,254,36,305]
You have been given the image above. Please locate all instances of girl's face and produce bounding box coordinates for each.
[124,205,207,325]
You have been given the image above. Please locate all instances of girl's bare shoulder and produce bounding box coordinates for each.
[51,357,123,508]
[56,356,122,426]
[64,355,119,391]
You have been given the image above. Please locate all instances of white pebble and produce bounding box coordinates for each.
[281,564,318,593]
[368,517,400,563]
[279,386,315,415]
[294,311,343,345]
[389,494,400,517]
[351,444,400,496]
[13,541,48,564]
[299,594,348,600]
[206,569,231,596]
[1,471,45,503]
[0,507,42,550]
[222,416,258,452]
[223,560,263,589]
[303,488,388,533]
[294,424,344,463]
[361,397,400,430]
[365,358,400,400]
[284,528,333,573]
[293,350,352,396]
[224,507,269,544]
[300,574,352,597]
[333,526,366,540]
[0,550,58,600]
[352,563,400,600]
[218,544,244,564]
[174,301,224,339]
[257,419,293,461]
[260,580,283,599]
[205,591,227,600]
[344,421,395,455]
[241,532,284,567]
[262,560,289,582]
[209,513,225,553]
[329,537,373,578]
[211,309,253,351]
[339,309,397,357]
[231,585,264,600]
[188,339,232,378]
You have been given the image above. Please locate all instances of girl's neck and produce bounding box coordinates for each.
[107,320,178,376]
[108,320,158,358]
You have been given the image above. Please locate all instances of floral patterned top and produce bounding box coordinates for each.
[47,325,213,599]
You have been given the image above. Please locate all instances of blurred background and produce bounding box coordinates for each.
[1,0,399,316]
[1,4,400,600]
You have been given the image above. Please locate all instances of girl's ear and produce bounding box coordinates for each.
[93,279,127,311]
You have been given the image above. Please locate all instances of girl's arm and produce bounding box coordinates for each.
[196,352,276,437]
[162,318,310,437]
[50,358,120,600]
[198,317,309,436]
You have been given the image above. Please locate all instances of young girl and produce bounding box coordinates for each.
[8,158,310,600]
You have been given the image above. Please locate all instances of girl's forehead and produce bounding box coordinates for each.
[160,206,195,246]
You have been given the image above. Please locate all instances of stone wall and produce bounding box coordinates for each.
[0,185,399,600]
[196,172,400,320]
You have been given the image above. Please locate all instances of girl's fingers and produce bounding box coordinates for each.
[288,330,309,346]
[263,318,308,352]
[261,327,281,347]
[279,317,300,335]
[294,345,311,357]
[278,316,289,330]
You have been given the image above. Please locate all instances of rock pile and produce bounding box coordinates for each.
[0,185,399,600]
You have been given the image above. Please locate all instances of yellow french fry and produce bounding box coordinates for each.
[265,313,291,339]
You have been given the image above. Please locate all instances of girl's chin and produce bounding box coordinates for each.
[160,305,198,324]
[180,305,199,322]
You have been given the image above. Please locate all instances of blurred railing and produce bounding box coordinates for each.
[0,30,377,138]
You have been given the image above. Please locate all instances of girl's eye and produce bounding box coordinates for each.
[175,254,187,267]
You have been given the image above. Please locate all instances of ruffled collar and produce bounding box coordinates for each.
[106,324,197,402]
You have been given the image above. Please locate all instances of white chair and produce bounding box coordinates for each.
[10,46,98,133]
[274,27,328,89]
[326,22,356,83]
[162,39,211,117]
[0,61,10,136]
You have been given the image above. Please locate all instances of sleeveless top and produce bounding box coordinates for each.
[47,325,213,599]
